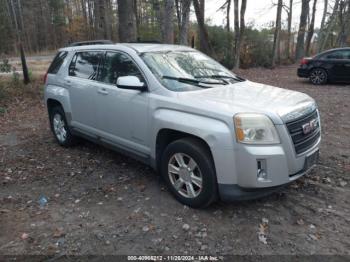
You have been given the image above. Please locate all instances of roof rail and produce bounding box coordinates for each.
[129,39,161,44]
[69,40,114,47]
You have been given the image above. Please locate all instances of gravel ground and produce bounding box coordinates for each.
[0,65,349,257]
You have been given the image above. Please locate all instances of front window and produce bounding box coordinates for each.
[141,51,243,92]
[99,52,145,84]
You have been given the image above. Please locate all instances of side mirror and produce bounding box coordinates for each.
[116,76,147,91]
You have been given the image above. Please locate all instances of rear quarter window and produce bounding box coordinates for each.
[48,51,68,74]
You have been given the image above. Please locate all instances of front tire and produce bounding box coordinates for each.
[160,138,218,208]
[49,106,76,147]
[309,68,328,85]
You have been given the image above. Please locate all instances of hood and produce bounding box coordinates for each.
[177,80,316,124]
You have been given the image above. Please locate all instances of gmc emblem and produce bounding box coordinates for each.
[302,119,318,135]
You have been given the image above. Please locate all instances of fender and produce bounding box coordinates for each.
[151,108,238,184]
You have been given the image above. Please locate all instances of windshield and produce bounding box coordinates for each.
[141,50,243,92]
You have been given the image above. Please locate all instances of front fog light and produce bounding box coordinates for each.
[257,160,268,181]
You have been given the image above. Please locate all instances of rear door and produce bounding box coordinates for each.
[66,51,103,133]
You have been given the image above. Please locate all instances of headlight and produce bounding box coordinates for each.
[234,113,280,144]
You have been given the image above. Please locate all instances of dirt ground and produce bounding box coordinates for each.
[0,65,349,257]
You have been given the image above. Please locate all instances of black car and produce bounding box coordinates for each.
[297,47,350,85]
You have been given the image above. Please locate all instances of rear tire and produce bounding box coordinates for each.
[49,106,76,147]
[309,68,328,85]
[160,138,218,208]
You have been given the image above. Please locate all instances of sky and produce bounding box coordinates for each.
[202,0,327,31]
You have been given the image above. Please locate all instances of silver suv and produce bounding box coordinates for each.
[44,43,321,208]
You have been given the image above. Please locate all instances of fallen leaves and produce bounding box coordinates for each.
[53,227,65,238]
[20,233,29,240]
[258,218,269,244]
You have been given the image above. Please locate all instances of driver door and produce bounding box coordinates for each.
[94,51,150,156]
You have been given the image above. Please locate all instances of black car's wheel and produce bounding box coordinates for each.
[309,68,328,85]
[49,106,76,147]
[160,138,218,208]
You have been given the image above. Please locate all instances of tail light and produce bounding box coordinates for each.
[43,72,48,84]
[300,58,309,65]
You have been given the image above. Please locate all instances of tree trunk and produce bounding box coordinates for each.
[286,0,293,60]
[272,0,283,68]
[193,0,214,56]
[88,0,94,39]
[344,0,350,46]
[233,0,239,68]
[117,0,137,42]
[104,0,112,39]
[295,0,310,60]
[179,0,191,45]
[133,0,139,37]
[237,0,247,68]
[319,0,340,51]
[81,0,89,39]
[336,0,350,47]
[94,0,109,39]
[226,0,231,32]
[305,0,317,56]
[163,0,174,44]
[9,0,29,84]
[19,42,30,84]
[320,0,328,29]
[175,0,181,32]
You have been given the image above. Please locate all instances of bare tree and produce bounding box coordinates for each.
[272,0,283,68]
[193,0,214,55]
[295,0,310,60]
[305,0,317,56]
[226,0,231,32]
[316,0,328,52]
[286,0,293,60]
[163,0,174,44]
[319,0,340,51]
[336,0,350,47]
[233,0,239,67]
[233,0,247,69]
[117,0,137,42]
[178,0,191,45]
[9,0,30,84]
[320,0,328,29]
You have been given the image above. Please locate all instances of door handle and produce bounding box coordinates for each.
[98,88,109,95]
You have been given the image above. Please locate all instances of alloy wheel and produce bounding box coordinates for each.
[310,69,326,85]
[53,113,67,143]
[168,153,203,198]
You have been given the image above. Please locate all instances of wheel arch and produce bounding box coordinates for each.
[155,129,215,173]
[47,99,63,116]
[45,85,72,124]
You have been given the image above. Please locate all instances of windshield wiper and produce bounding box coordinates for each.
[162,75,225,86]
[194,74,245,82]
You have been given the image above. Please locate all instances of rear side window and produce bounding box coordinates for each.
[48,51,68,74]
[68,51,103,80]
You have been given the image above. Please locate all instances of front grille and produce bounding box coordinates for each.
[286,110,320,155]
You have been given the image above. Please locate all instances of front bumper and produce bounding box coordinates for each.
[215,124,321,201]
[219,163,317,201]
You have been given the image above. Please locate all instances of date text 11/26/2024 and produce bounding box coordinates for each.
[127,255,220,261]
